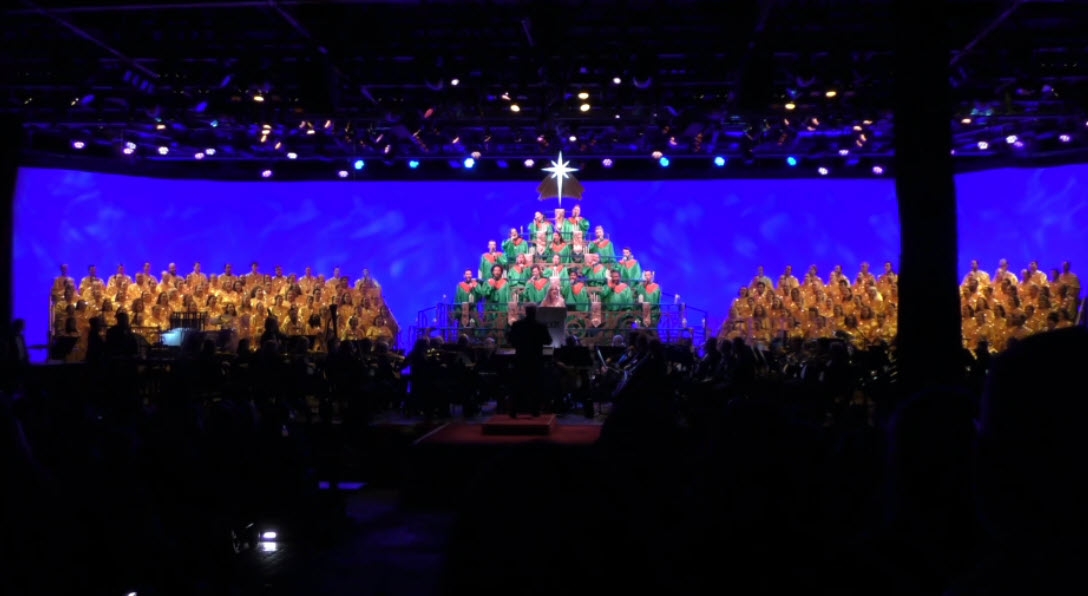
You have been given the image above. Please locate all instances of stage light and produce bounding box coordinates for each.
[785,102,796,110]
[253,94,265,102]
[651,150,663,159]
[324,120,333,129]
[612,76,621,85]
[580,103,591,112]
[210,119,219,128]
[1060,134,1071,143]
[872,165,885,175]
[124,141,136,150]
[463,157,475,168]
[408,159,420,169]
[450,78,460,86]
[471,150,481,159]
[262,531,277,540]
[838,149,850,156]
[577,91,589,100]
[260,542,277,552]
[713,156,726,167]
[205,148,216,156]
[274,141,282,150]
[1005,134,1018,144]
[71,140,85,149]
[786,156,798,167]
[977,141,989,150]
[353,159,365,170]
[961,118,972,124]
[306,129,316,135]
[602,158,613,168]
[122,147,135,155]
[524,158,535,168]
[155,123,166,130]
[286,152,297,160]
[157,146,169,155]
[853,125,863,131]
[825,90,837,98]
[818,166,829,176]
[337,170,348,178]
[659,156,670,167]
[261,169,273,178]
[194,152,205,160]
[510,103,521,112]
[569,135,577,142]
[1013,140,1024,149]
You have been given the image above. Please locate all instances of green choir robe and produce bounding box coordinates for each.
[600,281,634,311]
[569,216,591,237]
[590,238,616,263]
[455,281,479,305]
[527,220,553,239]
[584,263,610,287]
[482,278,513,311]
[618,258,642,284]
[562,280,590,312]
[639,281,662,325]
[506,264,531,289]
[543,264,568,280]
[523,277,551,304]
[478,251,507,279]
[553,218,576,241]
[502,237,530,259]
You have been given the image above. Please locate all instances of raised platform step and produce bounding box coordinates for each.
[482,414,558,436]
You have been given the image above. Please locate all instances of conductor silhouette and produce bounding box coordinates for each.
[507,304,551,418]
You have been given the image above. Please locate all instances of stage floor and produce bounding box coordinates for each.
[416,420,602,445]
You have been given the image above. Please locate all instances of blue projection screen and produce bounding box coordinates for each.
[13,165,1088,352]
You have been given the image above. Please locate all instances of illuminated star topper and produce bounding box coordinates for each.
[537,151,585,205]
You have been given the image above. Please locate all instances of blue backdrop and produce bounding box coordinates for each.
[14,164,1088,352]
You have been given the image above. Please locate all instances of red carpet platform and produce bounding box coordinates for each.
[481,414,558,436]
[416,421,601,445]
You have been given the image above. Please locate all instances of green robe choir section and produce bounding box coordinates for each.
[562,280,590,312]
[481,278,513,311]
[506,264,531,288]
[522,278,550,303]
[591,238,616,263]
[617,258,642,284]
[553,218,576,241]
[502,236,530,259]
[478,252,507,280]
[569,215,591,237]
[455,281,478,305]
[599,281,633,311]
[583,263,609,287]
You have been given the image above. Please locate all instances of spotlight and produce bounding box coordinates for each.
[463,157,476,168]
[260,542,277,552]
[122,147,135,155]
[961,118,972,124]
[353,159,365,170]
[580,103,591,112]
[569,135,577,142]
[1059,134,1071,143]
[577,91,589,100]
[524,158,535,168]
[205,148,216,156]
[612,77,621,85]
[1013,140,1024,149]
[286,152,297,160]
[825,90,837,98]
[71,140,85,149]
[510,103,521,113]
[658,156,670,167]
[977,141,989,150]
[408,159,420,169]
[261,169,273,178]
[194,152,205,160]
[337,170,348,178]
[817,166,829,176]
[157,146,169,155]
[602,158,613,168]
[651,150,663,159]
[450,78,460,86]
[155,123,166,130]
[124,141,137,150]
[785,102,796,110]
[253,94,265,102]
[838,149,850,156]
[713,156,726,167]
[1005,134,1018,144]
[872,165,884,175]
[470,150,481,159]
[262,531,277,540]
[211,119,219,128]
[786,156,798,167]
[306,129,316,136]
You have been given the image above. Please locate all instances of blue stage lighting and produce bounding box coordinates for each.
[786,156,798,167]
[464,157,476,169]
[408,160,420,169]
[353,159,365,170]
[659,156,670,167]
[713,156,726,167]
